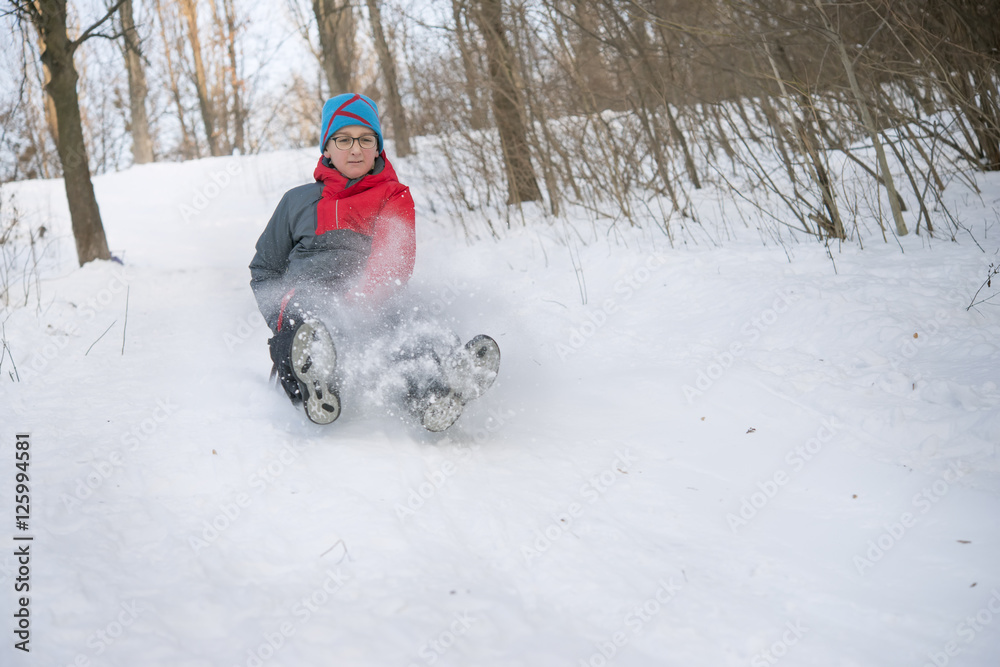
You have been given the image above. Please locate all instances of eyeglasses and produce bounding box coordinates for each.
[330,135,378,150]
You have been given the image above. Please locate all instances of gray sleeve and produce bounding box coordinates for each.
[249,186,315,331]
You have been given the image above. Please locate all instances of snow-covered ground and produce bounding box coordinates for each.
[1,145,999,667]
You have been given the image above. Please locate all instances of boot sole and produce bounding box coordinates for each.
[446,334,501,403]
[291,321,341,425]
[419,335,500,432]
[419,388,465,432]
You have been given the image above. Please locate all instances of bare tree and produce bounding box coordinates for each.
[154,0,198,159]
[471,0,541,204]
[16,26,57,179]
[9,0,125,265]
[365,0,412,156]
[451,0,487,129]
[178,0,221,155]
[120,0,154,164]
[220,0,245,154]
[36,30,60,150]
[811,0,906,236]
[313,0,355,94]
[888,0,1000,171]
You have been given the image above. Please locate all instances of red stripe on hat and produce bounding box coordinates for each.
[334,111,372,126]
[322,94,373,149]
[357,95,377,115]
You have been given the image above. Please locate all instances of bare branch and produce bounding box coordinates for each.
[70,0,127,52]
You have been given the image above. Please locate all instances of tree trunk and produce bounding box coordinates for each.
[935,1,1000,170]
[208,0,231,154]
[970,68,1000,170]
[365,0,412,156]
[120,0,154,164]
[36,30,60,150]
[154,0,198,158]
[21,26,56,178]
[313,0,355,94]
[763,39,844,239]
[221,0,245,154]
[178,0,221,155]
[649,20,700,189]
[452,0,486,129]
[813,0,906,236]
[472,0,542,205]
[571,1,615,113]
[29,0,112,265]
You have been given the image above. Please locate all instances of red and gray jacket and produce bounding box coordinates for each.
[249,154,416,332]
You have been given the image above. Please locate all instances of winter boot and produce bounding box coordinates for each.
[403,334,501,432]
[411,381,465,433]
[443,335,501,403]
[290,319,341,425]
[270,318,341,424]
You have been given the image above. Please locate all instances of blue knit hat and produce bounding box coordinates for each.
[320,93,383,154]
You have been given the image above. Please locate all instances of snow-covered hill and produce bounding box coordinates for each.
[1,146,999,667]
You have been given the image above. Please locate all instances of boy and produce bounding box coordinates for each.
[249,93,499,430]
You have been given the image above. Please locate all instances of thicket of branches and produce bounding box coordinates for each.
[408,0,1000,243]
[1,0,999,251]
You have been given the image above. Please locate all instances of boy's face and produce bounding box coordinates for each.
[324,125,379,180]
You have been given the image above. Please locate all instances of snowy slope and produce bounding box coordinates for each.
[1,146,999,667]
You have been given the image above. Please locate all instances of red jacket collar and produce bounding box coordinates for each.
[313,153,400,197]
